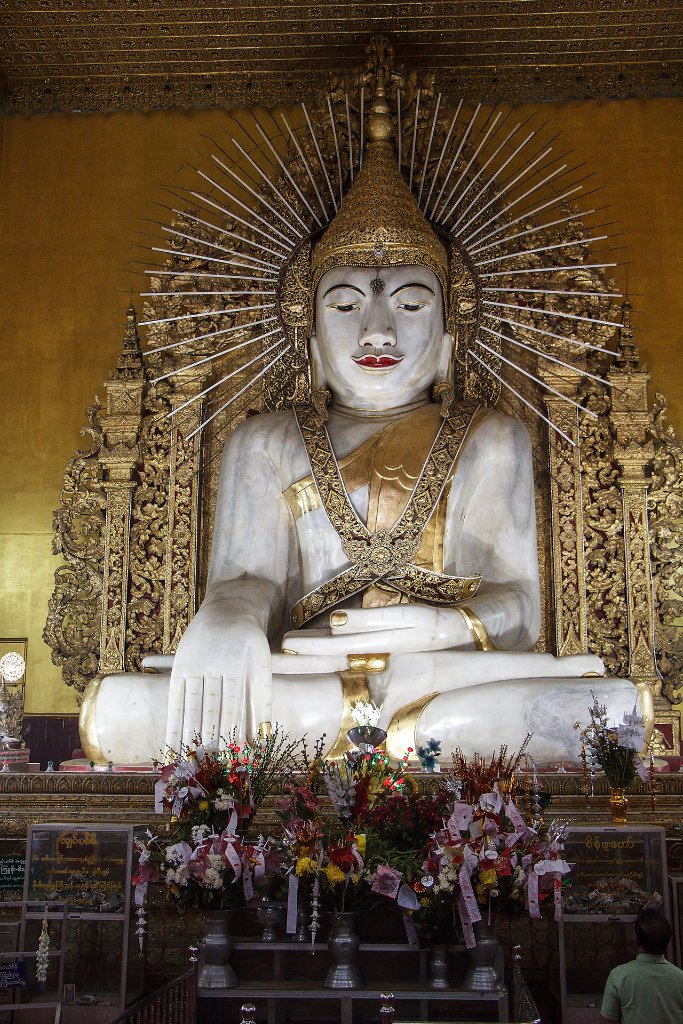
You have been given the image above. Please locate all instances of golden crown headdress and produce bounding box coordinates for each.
[311,73,449,298]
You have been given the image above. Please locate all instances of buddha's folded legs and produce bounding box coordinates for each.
[80,671,172,766]
[415,677,641,763]
[81,650,644,767]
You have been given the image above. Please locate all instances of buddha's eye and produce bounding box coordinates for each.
[329,301,360,313]
[397,300,426,312]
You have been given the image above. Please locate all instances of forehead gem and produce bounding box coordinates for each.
[370,274,385,295]
[373,241,384,262]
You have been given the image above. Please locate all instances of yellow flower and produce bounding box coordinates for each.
[199,800,209,811]
[355,834,366,857]
[479,868,497,887]
[325,864,346,885]
[295,856,317,877]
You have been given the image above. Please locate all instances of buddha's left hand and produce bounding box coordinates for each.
[280,604,473,656]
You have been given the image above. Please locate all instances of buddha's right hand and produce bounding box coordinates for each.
[281,604,472,656]
[163,616,272,752]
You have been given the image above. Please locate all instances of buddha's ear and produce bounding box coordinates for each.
[436,330,454,384]
[433,331,455,418]
[307,333,331,420]
[308,331,327,390]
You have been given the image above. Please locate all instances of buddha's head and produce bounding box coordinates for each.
[312,264,450,412]
[308,76,454,413]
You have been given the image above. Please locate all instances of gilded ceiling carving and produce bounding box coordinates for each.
[0,0,681,115]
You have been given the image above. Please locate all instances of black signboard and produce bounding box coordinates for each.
[0,961,26,989]
[24,826,132,912]
[0,857,25,892]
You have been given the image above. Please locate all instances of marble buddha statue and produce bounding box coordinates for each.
[81,83,644,766]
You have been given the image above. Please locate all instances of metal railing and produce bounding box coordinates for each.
[108,961,197,1024]
[0,1004,61,1023]
[237,985,541,1024]
[511,945,542,1024]
[373,945,542,1024]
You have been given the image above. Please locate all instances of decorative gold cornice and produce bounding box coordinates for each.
[4,68,682,118]
[2,5,682,118]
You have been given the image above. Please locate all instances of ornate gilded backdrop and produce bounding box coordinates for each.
[43,43,683,753]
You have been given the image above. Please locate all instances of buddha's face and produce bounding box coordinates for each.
[312,265,451,411]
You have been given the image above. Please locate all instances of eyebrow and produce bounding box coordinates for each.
[390,283,435,297]
[323,284,365,299]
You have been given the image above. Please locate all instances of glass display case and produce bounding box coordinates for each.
[670,875,683,969]
[21,824,133,1012]
[557,825,668,1024]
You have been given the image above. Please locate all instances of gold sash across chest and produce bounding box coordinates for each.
[289,401,484,628]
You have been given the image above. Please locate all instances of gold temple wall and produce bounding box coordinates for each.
[0,97,681,716]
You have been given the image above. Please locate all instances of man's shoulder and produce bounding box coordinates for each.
[610,955,683,984]
[607,959,635,982]
[658,958,683,982]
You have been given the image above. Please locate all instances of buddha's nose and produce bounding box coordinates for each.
[359,298,396,348]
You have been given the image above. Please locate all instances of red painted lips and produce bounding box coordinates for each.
[352,354,404,368]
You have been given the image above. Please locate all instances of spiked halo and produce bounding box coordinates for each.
[139,38,623,451]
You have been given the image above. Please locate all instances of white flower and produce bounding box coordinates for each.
[36,914,50,984]
[164,867,189,887]
[350,700,382,728]
[191,824,211,843]
[165,841,192,866]
[214,789,234,812]
[203,868,223,889]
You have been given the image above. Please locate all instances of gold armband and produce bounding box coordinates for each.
[457,605,496,652]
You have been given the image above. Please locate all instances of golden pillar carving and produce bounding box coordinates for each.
[97,306,145,674]
[608,302,660,696]
[541,364,588,655]
[163,368,210,652]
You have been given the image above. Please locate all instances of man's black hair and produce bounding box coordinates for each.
[634,908,671,955]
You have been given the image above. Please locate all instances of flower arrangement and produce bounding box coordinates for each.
[575,695,645,791]
[416,738,442,773]
[350,701,381,729]
[132,730,303,947]
[276,736,413,939]
[365,743,571,947]
[132,727,575,953]
[362,785,453,943]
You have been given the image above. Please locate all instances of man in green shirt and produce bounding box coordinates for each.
[601,909,683,1024]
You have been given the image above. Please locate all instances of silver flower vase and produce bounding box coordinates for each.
[428,943,450,989]
[257,901,284,941]
[461,919,504,992]
[197,910,238,991]
[347,726,387,756]
[323,912,364,989]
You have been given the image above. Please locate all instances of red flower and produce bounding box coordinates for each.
[328,845,355,872]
